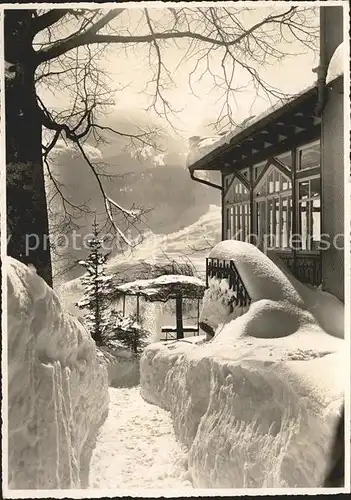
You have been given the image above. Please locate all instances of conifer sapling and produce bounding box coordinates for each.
[76,218,113,345]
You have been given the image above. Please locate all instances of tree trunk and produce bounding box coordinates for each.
[5,10,53,286]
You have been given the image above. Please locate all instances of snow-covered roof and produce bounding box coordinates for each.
[113,274,206,301]
[326,41,345,85]
[187,84,317,169]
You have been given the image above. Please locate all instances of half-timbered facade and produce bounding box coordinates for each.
[188,6,344,301]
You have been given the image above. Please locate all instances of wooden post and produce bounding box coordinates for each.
[206,258,208,287]
[196,298,200,335]
[122,294,126,316]
[249,164,255,244]
[175,295,184,339]
[136,294,140,322]
[221,171,225,240]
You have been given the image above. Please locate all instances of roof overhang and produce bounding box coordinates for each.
[188,85,321,173]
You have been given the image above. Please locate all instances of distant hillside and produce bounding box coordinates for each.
[49,113,221,282]
[58,204,222,315]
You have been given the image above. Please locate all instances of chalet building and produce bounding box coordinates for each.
[188,6,345,302]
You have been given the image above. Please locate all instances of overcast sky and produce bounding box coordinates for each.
[38,5,319,141]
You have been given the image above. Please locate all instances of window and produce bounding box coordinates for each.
[254,164,293,250]
[275,151,292,170]
[224,176,250,241]
[253,161,266,181]
[226,208,231,239]
[297,140,320,171]
[224,174,234,192]
[297,175,321,250]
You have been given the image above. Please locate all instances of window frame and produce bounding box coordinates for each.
[224,175,251,241]
[296,173,321,251]
[296,139,321,172]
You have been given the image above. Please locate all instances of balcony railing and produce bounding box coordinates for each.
[206,251,321,311]
[206,258,251,308]
[277,251,322,287]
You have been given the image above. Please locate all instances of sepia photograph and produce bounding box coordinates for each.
[1,1,349,496]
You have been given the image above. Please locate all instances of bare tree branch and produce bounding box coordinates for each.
[35,8,125,63]
[35,7,298,64]
[32,9,72,35]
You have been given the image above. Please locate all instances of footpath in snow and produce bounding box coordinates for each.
[89,386,193,489]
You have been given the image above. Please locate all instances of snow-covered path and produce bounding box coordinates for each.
[89,387,193,489]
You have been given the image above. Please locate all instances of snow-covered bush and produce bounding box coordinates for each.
[7,257,109,489]
[103,310,150,355]
[200,277,249,338]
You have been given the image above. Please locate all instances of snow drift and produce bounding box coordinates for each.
[7,258,109,489]
[140,241,345,488]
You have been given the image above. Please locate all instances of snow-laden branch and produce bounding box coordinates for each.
[106,197,141,221]
[104,198,135,247]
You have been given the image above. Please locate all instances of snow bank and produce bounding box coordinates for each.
[7,258,109,489]
[141,325,345,487]
[140,241,345,488]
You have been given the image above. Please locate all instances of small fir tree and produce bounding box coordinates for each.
[76,218,113,345]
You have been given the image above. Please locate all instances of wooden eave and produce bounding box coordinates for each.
[188,85,321,173]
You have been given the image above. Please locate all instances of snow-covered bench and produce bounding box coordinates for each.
[160,325,199,341]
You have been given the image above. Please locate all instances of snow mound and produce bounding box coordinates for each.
[140,241,345,488]
[201,241,344,340]
[141,322,345,487]
[7,258,109,489]
[326,41,345,85]
[209,240,304,305]
[268,250,344,339]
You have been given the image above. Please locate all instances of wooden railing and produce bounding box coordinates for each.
[206,258,251,308]
[160,325,199,341]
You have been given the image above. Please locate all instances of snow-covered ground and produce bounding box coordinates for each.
[89,386,192,489]
[6,258,109,490]
[140,241,345,489]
